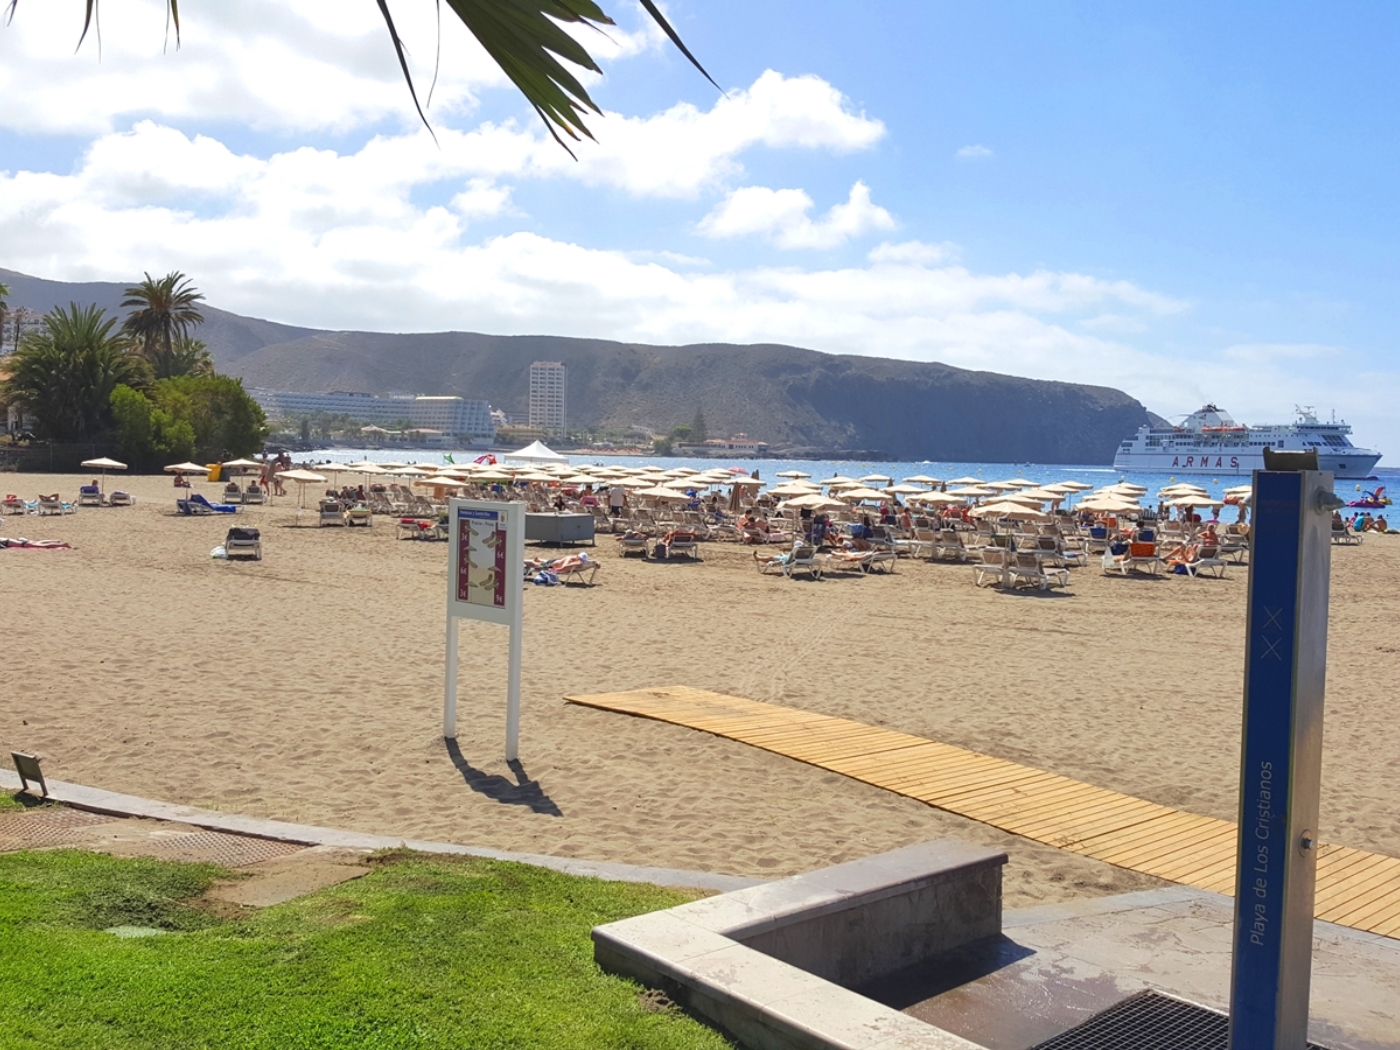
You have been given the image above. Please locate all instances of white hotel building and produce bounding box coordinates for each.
[251,389,495,446]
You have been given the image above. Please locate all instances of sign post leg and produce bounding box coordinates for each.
[444,615,459,740]
[1228,468,1336,1049]
[505,613,522,761]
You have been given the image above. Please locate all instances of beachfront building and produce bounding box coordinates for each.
[675,434,769,457]
[528,361,566,433]
[251,389,495,445]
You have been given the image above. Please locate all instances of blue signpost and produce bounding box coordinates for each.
[1229,467,1338,1049]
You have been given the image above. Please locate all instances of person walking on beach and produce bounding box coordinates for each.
[608,483,626,517]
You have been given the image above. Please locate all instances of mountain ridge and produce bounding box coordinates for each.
[2,267,1148,462]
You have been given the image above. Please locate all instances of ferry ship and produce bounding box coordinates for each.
[1113,405,1382,479]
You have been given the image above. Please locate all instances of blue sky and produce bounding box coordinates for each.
[2,1,1397,456]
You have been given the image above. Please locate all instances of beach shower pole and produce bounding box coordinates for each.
[1228,463,1340,1049]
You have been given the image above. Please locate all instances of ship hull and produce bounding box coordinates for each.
[1113,450,1381,479]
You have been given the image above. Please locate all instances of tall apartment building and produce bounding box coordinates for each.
[528,361,567,433]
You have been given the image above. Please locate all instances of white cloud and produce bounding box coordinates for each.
[868,240,959,266]
[0,0,507,134]
[0,122,1184,380]
[956,144,994,160]
[698,181,895,249]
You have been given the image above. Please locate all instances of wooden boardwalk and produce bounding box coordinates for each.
[566,686,1400,940]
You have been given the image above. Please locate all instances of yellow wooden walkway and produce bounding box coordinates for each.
[566,686,1400,940]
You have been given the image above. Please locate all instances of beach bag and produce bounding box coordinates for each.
[532,570,559,586]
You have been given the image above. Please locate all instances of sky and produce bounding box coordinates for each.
[2,1,1398,457]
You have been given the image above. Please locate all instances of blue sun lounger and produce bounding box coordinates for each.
[178,492,239,515]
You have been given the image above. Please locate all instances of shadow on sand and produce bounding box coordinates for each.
[445,740,563,816]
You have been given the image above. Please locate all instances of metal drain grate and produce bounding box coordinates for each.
[0,807,117,850]
[139,830,307,868]
[1029,990,1330,1050]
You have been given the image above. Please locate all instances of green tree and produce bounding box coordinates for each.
[691,407,708,443]
[652,436,673,456]
[670,424,692,442]
[1,303,150,440]
[155,374,268,458]
[121,271,206,366]
[110,384,197,462]
[0,282,9,346]
[149,335,215,380]
[32,2,715,150]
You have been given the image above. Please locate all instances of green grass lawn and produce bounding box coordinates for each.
[0,848,733,1050]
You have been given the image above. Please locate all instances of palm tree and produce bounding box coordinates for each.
[151,335,215,380]
[2,304,151,440]
[0,281,9,357]
[121,271,206,366]
[31,1,717,151]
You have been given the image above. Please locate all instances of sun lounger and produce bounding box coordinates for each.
[1178,543,1228,578]
[179,493,238,515]
[656,529,702,561]
[318,498,346,526]
[346,503,372,527]
[77,484,104,507]
[224,526,262,560]
[973,547,1007,587]
[242,484,267,505]
[1009,550,1070,590]
[108,490,135,507]
[754,543,825,579]
[1331,521,1362,546]
[614,530,650,556]
[2,495,28,515]
[1104,540,1163,576]
[528,552,600,586]
[396,517,437,540]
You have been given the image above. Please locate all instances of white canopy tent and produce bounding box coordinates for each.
[502,440,569,465]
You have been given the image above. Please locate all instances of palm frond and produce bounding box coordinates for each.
[22,1,718,150]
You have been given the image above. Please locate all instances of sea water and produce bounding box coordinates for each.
[303,448,1396,506]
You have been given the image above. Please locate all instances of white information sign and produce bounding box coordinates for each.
[444,499,525,757]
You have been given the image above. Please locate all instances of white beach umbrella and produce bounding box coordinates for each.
[81,456,128,495]
[947,485,996,497]
[725,476,763,488]
[1017,487,1063,501]
[909,491,965,505]
[1056,480,1095,491]
[985,481,1024,491]
[775,469,812,479]
[778,493,846,511]
[164,461,210,477]
[858,473,893,484]
[1080,496,1141,514]
[884,484,927,495]
[818,475,857,486]
[947,475,983,486]
[835,486,888,502]
[278,468,327,524]
[903,474,942,485]
[971,500,1049,521]
[637,485,692,502]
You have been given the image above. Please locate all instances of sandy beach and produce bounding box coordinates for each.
[3,472,1397,909]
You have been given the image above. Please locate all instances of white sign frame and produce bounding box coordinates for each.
[444,498,526,758]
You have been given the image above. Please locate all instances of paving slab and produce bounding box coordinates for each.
[858,887,1400,1050]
